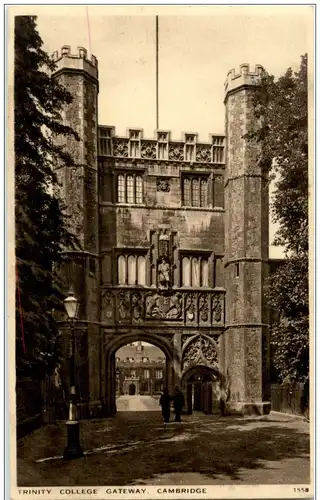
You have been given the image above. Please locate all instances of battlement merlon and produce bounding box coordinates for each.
[51,45,98,83]
[98,126,225,144]
[224,63,263,98]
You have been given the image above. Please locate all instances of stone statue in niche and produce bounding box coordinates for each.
[158,257,171,289]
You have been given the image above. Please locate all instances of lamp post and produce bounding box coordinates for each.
[63,287,84,459]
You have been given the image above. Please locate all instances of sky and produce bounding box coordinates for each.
[25,5,313,258]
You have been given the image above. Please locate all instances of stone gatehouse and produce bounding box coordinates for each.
[53,45,271,417]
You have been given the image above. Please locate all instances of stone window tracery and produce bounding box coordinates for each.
[200,179,208,207]
[129,129,141,158]
[182,176,209,207]
[155,369,163,379]
[128,255,136,285]
[185,134,196,162]
[118,255,126,284]
[136,175,143,204]
[126,175,134,203]
[183,178,191,206]
[212,137,225,163]
[117,254,146,286]
[116,173,144,204]
[98,128,112,155]
[117,174,125,203]
[181,255,209,288]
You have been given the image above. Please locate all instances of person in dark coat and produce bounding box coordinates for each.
[159,388,171,423]
[173,386,185,422]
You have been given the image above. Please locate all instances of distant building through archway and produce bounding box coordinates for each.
[116,342,166,399]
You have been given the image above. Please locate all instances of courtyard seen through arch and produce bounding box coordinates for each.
[115,341,166,412]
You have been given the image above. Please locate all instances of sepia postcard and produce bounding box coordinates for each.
[8,4,315,500]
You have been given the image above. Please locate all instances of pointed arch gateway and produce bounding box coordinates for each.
[181,334,221,415]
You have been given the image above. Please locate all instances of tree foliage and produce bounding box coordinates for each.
[15,16,80,379]
[250,55,309,384]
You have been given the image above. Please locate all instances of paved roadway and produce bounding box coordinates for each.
[116,394,160,412]
[17,399,310,487]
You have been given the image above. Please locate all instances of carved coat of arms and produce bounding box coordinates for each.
[145,292,182,320]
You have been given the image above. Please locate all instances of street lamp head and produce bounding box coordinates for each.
[64,287,79,320]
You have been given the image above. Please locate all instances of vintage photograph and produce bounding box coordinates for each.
[10,5,313,497]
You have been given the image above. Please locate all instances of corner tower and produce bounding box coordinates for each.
[223,64,270,414]
[52,46,101,416]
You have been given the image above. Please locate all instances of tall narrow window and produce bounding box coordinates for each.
[201,259,209,287]
[182,257,191,286]
[117,174,125,203]
[192,257,200,287]
[136,175,143,204]
[118,255,126,284]
[137,256,146,285]
[192,178,199,206]
[186,144,195,161]
[158,143,167,159]
[200,179,208,207]
[183,178,191,206]
[235,263,240,278]
[127,175,134,203]
[181,255,210,287]
[183,176,209,207]
[128,255,136,285]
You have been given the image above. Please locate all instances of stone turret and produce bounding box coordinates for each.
[52,46,101,417]
[222,64,270,415]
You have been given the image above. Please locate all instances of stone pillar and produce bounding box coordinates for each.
[172,332,182,387]
[104,351,115,416]
[166,359,174,394]
[223,64,270,415]
[110,354,116,414]
[52,46,101,417]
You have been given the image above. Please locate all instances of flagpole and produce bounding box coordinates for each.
[156,15,159,131]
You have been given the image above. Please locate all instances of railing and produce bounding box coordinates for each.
[16,377,43,437]
[101,287,225,327]
[271,383,309,417]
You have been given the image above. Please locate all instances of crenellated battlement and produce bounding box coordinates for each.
[224,63,263,96]
[98,126,225,163]
[51,45,98,81]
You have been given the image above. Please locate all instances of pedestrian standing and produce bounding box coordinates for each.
[173,386,185,423]
[159,388,171,423]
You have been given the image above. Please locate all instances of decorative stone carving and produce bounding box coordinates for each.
[199,292,210,323]
[156,178,171,192]
[131,291,144,321]
[212,295,224,323]
[185,292,197,322]
[168,142,184,161]
[68,166,84,243]
[104,333,114,350]
[145,292,182,320]
[182,335,218,371]
[113,138,128,157]
[196,144,212,163]
[117,290,131,321]
[101,290,114,322]
[141,141,156,159]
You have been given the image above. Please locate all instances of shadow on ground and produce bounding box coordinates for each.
[17,412,310,486]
